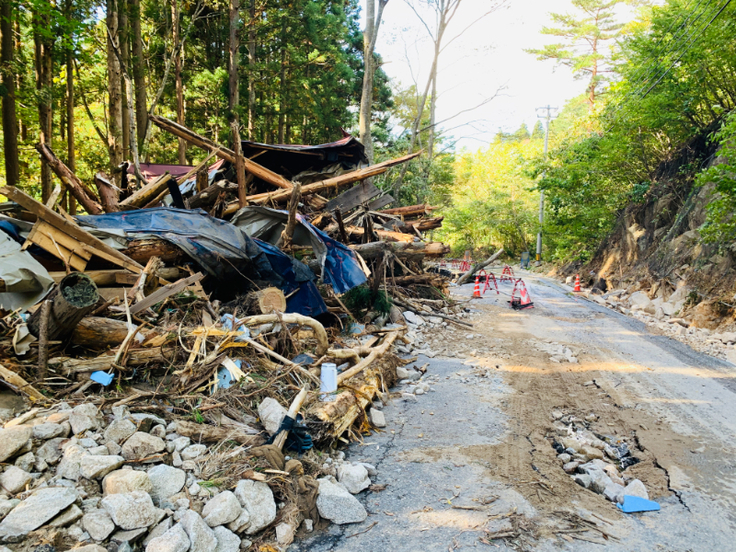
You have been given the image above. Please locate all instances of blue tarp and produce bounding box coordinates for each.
[230,206,367,294]
[76,208,327,317]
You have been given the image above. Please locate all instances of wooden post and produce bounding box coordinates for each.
[231,122,248,207]
[334,208,349,244]
[36,300,51,380]
[277,182,301,250]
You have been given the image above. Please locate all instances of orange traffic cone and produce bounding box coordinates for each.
[472,275,481,298]
[573,274,581,292]
[517,282,534,309]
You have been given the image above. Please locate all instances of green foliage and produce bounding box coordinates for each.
[698,111,736,242]
[342,285,392,317]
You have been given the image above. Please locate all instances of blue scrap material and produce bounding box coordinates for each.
[90,371,114,386]
[217,359,244,390]
[617,495,661,513]
[76,208,327,317]
[221,314,251,341]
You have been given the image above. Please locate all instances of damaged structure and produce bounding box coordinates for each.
[0,122,464,551]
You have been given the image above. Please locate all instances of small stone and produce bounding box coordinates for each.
[87,445,110,456]
[106,441,123,456]
[358,463,377,477]
[72,545,107,552]
[557,453,572,463]
[316,477,367,525]
[574,474,592,489]
[172,451,183,467]
[603,483,625,503]
[82,509,116,541]
[0,487,78,539]
[79,437,98,448]
[150,425,166,439]
[122,432,166,461]
[13,452,34,473]
[69,404,101,435]
[0,499,18,519]
[56,444,89,481]
[369,410,386,428]
[48,504,83,527]
[103,469,153,495]
[145,523,190,552]
[202,490,241,527]
[563,461,580,474]
[257,398,287,435]
[581,445,604,460]
[147,465,186,505]
[143,518,173,546]
[233,480,276,535]
[275,522,294,547]
[0,426,32,463]
[213,526,240,552]
[302,518,314,533]
[111,527,148,544]
[36,437,65,465]
[551,410,564,420]
[105,419,138,445]
[181,444,207,461]
[171,437,191,452]
[0,466,32,494]
[336,464,370,494]
[101,490,164,530]
[32,423,68,440]
[624,479,649,500]
[80,455,125,480]
[178,510,217,552]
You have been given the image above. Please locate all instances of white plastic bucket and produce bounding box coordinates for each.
[320,363,338,402]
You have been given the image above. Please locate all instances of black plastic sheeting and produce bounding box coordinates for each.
[76,208,327,317]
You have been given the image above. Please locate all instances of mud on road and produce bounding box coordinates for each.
[295,272,736,551]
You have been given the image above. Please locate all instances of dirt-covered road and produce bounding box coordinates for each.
[295,272,736,551]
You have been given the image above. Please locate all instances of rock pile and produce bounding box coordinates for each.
[0,399,376,551]
[550,412,649,505]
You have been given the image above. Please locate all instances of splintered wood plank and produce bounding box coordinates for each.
[27,221,91,271]
[367,194,394,211]
[1,186,143,274]
[325,181,381,213]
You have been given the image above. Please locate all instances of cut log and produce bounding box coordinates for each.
[423,242,451,257]
[222,151,422,215]
[343,225,415,243]
[387,274,446,287]
[35,143,104,215]
[28,273,100,341]
[245,287,287,315]
[189,181,237,210]
[398,216,444,233]
[456,249,504,285]
[349,241,427,260]
[70,317,157,350]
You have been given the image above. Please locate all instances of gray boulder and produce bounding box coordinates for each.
[145,523,190,552]
[148,465,186,504]
[201,491,241,527]
[624,479,649,500]
[0,486,78,539]
[80,455,125,480]
[336,464,371,494]
[56,444,89,481]
[69,403,101,434]
[32,423,69,440]
[213,526,240,552]
[178,510,217,552]
[233,480,276,535]
[122,432,166,461]
[82,509,116,541]
[0,466,32,494]
[103,469,153,495]
[315,478,367,525]
[0,426,32,463]
[105,419,138,444]
[35,437,65,465]
[101,490,164,530]
[257,398,286,435]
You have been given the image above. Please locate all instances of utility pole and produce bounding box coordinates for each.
[535,105,557,264]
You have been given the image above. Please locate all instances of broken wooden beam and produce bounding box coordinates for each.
[1,186,144,274]
[0,363,46,402]
[379,203,438,217]
[118,173,174,210]
[129,272,204,314]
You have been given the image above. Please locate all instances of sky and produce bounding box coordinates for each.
[370,0,610,152]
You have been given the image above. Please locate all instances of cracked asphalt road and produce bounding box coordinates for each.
[293,272,736,551]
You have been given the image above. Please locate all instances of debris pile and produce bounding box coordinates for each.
[0,123,461,549]
[549,410,649,506]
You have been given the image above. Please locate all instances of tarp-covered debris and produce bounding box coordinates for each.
[0,230,54,311]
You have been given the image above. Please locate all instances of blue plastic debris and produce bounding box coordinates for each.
[617,495,660,513]
[90,371,114,386]
[221,314,251,342]
[291,353,315,366]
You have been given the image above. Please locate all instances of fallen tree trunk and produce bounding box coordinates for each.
[28,273,100,341]
[240,313,328,355]
[349,241,427,260]
[456,249,504,285]
[94,172,120,212]
[122,239,187,265]
[71,317,158,350]
[343,225,415,243]
[398,216,444,233]
[337,330,401,385]
[35,143,104,215]
[379,203,438,217]
[244,288,286,315]
[174,420,263,446]
[118,173,173,210]
[423,242,451,257]
[387,274,446,287]
[150,115,294,190]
